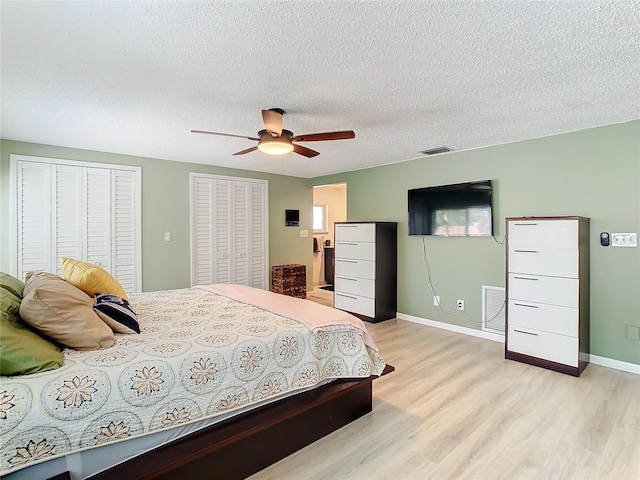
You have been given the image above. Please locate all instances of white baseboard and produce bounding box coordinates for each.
[396,312,505,343]
[589,354,640,375]
[397,312,640,375]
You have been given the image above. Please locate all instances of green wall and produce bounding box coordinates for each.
[2,121,638,365]
[0,140,313,292]
[310,120,640,365]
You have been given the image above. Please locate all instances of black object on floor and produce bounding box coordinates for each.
[319,285,334,291]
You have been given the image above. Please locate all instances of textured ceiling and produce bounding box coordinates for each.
[1,1,638,178]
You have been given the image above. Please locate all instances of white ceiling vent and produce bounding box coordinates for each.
[419,146,453,155]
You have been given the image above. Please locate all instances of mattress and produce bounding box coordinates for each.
[0,285,385,477]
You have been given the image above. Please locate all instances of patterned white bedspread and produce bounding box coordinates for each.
[0,287,385,475]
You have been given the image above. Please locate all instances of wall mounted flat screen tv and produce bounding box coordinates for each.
[408,180,493,236]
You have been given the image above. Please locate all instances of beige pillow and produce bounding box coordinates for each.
[61,257,128,300]
[1,272,64,375]
[20,271,115,350]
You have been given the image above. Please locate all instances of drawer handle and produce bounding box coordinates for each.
[513,329,539,336]
[336,293,357,300]
[514,249,538,253]
[336,276,358,281]
[513,276,539,281]
[339,242,358,246]
[513,303,539,309]
[336,259,358,264]
[513,223,538,226]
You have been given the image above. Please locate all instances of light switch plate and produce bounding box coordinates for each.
[163,232,171,242]
[611,233,637,247]
[300,230,309,238]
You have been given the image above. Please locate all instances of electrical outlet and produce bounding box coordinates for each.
[456,299,464,311]
[433,295,440,306]
[611,233,637,247]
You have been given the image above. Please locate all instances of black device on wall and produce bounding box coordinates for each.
[408,180,493,236]
[285,209,300,227]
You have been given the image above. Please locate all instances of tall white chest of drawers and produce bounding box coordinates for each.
[505,216,590,376]
[333,222,397,323]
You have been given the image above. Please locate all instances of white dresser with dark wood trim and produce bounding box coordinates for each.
[505,216,590,376]
[333,222,397,323]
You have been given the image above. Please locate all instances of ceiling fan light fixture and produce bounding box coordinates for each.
[258,137,294,155]
[192,113,353,158]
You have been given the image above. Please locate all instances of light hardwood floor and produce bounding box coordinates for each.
[250,290,640,480]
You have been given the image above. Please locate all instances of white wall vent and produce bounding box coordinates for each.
[482,285,505,335]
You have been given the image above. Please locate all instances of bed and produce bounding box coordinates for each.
[1,282,390,479]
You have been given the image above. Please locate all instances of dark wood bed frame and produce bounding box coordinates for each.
[55,365,392,480]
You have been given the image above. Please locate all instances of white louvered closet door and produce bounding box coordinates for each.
[193,177,213,286]
[54,165,84,276]
[214,179,232,284]
[248,181,266,288]
[111,169,138,292]
[190,173,268,289]
[17,161,53,275]
[233,181,249,286]
[10,155,141,293]
[85,167,111,273]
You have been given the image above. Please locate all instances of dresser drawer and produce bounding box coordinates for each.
[335,275,375,298]
[508,219,578,249]
[508,247,579,278]
[335,241,375,261]
[508,299,578,337]
[335,223,375,242]
[334,292,375,317]
[334,258,375,279]
[508,273,578,308]
[508,325,578,367]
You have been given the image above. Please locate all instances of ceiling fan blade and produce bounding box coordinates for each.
[292,130,355,142]
[191,130,260,141]
[261,109,283,137]
[232,146,259,156]
[293,143,320,158]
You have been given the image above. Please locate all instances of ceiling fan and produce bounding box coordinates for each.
[191,108,355,158]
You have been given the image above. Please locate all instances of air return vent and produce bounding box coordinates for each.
[482,285,505,334]
[419,146,453,155]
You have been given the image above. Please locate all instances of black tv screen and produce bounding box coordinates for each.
[285,209,300,227]
[408,180,493,236]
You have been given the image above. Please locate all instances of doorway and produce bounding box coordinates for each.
[311,183,347,296]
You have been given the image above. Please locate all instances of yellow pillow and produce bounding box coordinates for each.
[61,258,129,300]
